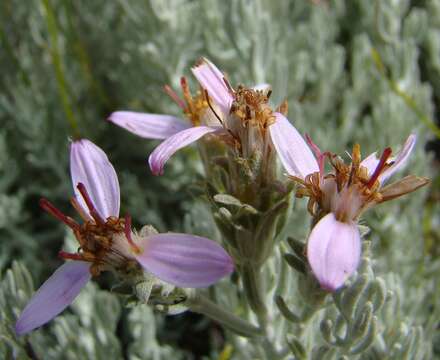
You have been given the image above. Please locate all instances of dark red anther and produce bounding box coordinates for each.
[124,213,141,253]
[366,147,392,189]
[39,198,80,230]
[58,250,83,261]
[76,183,105,225]
[164,83,186,110]
[180,76,188,90]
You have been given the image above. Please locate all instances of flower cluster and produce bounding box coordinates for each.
[108,59,315,268]
[15,139,233,335]
[108,58,429,292]
[16,57,430,339]
[109,58,293,184]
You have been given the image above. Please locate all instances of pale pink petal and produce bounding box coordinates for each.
[148,126,220,175]
[107,111,190,140]
[192,58,233,114]
[136,233,234,288]
[307,213,361,291]
[15,262,91,335]
[269,113,319,178]
[70,139,120,219]
[379,134,416,184]
[360,152,379,175]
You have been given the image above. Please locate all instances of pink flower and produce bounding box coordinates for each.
[108,60,230,175]
[108,58,308,177]
[15,139,233,335]
[277,133,429,291]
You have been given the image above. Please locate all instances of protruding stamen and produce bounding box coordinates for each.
[58,251,83,261]
[180,76,193,102]
[164,84,186,110]
[351,144,361,168]
[305,134,327,177]
[180,77,195,113]
[348,144,361,186]
[366,147,392,188]
[124,214,141,254]
[288,174,308,186]
[180,77,190,95]
[39,198,80,230]
[305,133,322,158]
[76,183,106,225]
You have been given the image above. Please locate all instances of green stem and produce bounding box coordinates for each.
[41,0,80,139]
[241,264,268,324]
[240,264,284,358]
[186,293,262,338]
[65,1,111,108]
[371,48,440,139]
[0,21,30,86]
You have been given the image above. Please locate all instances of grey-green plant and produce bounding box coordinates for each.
[1,0,439,359]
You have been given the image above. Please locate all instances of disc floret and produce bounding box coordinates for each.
[41,183,142,277]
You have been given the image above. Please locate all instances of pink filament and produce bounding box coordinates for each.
[39,198,80,230]
[58,251,83,261]
[164,84,186,110]
[124,214,141,253]
[76,183,105,224]
[305,133,329,177]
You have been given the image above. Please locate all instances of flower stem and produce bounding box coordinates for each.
[241,264,285,359]
[371,47,440,139]
[186,292,262,338]
[241,263,268,325]
[42,0,80,139]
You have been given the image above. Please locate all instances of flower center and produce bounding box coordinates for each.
[230,86,275,130]
[40,183,141,276]
[293,144,387,221]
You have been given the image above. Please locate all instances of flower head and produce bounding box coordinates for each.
[15,139,233,335]
[278,133,429,291]
[293,134,428,221]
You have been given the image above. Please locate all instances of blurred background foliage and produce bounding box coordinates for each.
[0,0,439,358]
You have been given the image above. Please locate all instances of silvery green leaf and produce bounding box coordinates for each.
[213,194,259,214]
